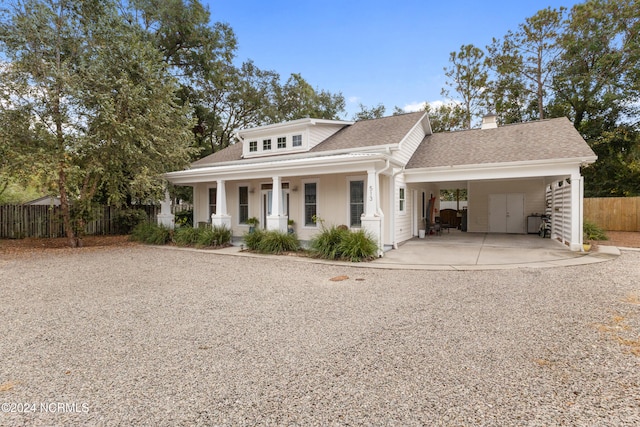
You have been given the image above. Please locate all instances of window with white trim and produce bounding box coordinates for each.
[349,180,364,227]
[263,139,271,150]
[249,141,257,152]
[277,136,286,149]
[209,187,217,218]
[238,186,249,224]
[292,134,302,147]
[304,182,317,226]
[399,187,406,212]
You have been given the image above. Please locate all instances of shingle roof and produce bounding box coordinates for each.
[191,142,243,167]
[406,117,596,169]
[310,111,426,152]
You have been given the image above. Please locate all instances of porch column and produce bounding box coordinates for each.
[361,169,383,257]
[267,176,287,232]
[157,190,175,229]
[569,172,583,251]
[212,179,231,229]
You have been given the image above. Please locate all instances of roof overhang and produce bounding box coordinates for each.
[404,156,597,183]
[166,153,401,185]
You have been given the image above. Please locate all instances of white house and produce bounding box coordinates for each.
[163,112,597,252]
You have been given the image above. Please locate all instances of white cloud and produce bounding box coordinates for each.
[347,96,360,104]
[402,101,427,112]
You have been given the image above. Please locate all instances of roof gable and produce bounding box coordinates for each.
[311,111,427,152]
[406,117,596,169]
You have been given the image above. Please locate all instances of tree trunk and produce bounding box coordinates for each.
[58,167,79,248]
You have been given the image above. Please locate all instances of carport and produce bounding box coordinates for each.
[403,118,597,251]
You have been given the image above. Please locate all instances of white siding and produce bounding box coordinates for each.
[392,119,427,165]
[394,174,413,243]
[308,125,345,149]
[467,179,546,232]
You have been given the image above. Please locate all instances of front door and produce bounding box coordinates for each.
[261,189,289,229]
[489,193,525,233]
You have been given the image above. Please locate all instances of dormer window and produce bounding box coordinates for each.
[292,134,302,147]
[277,136,286,149]
[249,141,257,152]
[263,139,271,150]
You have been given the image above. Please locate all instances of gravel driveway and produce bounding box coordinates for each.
[1,246,639,426]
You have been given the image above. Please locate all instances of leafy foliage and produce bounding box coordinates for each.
[336,229,379,262]
[173,226,200,246]
[243,228,265,251]
[113,208,149,235]
[309,226,378,262]
[130,222,172,245]
[243,229,300,254]
[309,226,350,260]
[257,231,300,254]
[197,225,232,248]
[583,221,608,241]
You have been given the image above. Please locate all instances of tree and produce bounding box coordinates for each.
[0,0,195,247]
[274,73,345,122]
[352,103,385,121]
[487,7,565,121]
[550,0,640,196]
[424,102,467,133]
[442,44,490,129]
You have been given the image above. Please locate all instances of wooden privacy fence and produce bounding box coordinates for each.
[584,197,640,232]
[0,205,159,239]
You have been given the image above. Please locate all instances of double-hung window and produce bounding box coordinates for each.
[349,180,364,227]
[304,182,317,226]
[292,134,302,147]
[399,187,406,212]
[263,139,271,151]
[238,186,249,224]
[249,141,257,152]
[208,187,217,218]
[277,136,286,149]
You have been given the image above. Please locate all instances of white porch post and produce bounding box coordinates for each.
[361,169,383,257]
[211,179,231,229]
[267,176,287,232]
[157,190,175,229]
[569,172,583,251]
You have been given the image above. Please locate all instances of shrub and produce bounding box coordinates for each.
[584,220,608,241]
[257,230,300,254]
[337,229,378,262]
[175,209,193,227]
[173,226,200,246]
[309,225,349,260]
[243,228,265,251]
[197,225,232,247]
[113,208,148,234]
[130,222,171,245]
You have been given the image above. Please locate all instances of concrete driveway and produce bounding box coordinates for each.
[373,229,619,270]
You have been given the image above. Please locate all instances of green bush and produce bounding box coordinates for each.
[113,208,148,234]
[243,228,265,251]
[309,225,349,260]
[197,225,232,247]
[257,230,300,254]
[584,220,608,241]
[337,229,378,262]
[173,226,200,246]
[130,222,171,245]
[310,226,377,262]
[175,209,193,227]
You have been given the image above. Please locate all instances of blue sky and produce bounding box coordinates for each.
[206,0,582,119]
